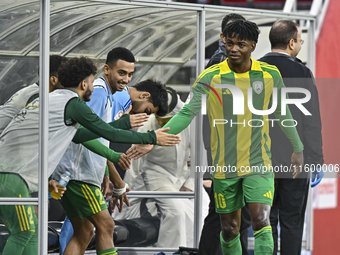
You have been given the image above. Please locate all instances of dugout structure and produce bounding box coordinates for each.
[0,1,317,254]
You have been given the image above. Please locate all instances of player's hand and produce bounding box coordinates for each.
[111,191,130,213]
[290,151,304,179]
[109,182,130,213]
[154,127,181,146]
[124,105,149,128]
[48,180,66,198]
[101,175,110,196]
[118,153,131,170]
[311,167,324,187]
[126,144,154,159]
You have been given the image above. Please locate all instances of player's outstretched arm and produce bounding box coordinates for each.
[126,144,154,159]
[82,139,122,163]
[128,114,149,128]
[118,153,131,170]
[123,105,149,128]
[154,127,181,146]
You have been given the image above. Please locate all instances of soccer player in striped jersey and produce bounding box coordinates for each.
[162,20,304,255]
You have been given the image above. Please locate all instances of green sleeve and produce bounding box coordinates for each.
[105,165,109,177]
[66,98,156,145]
[164,78,208,134]
[74,114,131,142]
[82,139,121,163]
[273,75,304,153]
[107,114,131,130]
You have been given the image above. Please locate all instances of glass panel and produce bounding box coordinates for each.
[0,57,39,104]
[0,1,40,34]
[0,0,41,252]
[50,5,143,53]
[0,20,40,52]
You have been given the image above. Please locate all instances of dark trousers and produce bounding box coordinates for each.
[198,181,251,255]
[270,178,309,255]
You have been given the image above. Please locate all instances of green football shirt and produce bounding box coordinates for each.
[164,58,304,178]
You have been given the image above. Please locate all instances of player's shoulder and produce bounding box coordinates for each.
[198,61,224,80]
[91,79,109,97]
[293,57,312,73]
[93,78,106,89]
[257,60,282,77]
[16,83,39,95]
[113,86,130,104]
[207,60,225,71]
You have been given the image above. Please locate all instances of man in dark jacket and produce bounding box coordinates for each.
[199,13,251,255]
[259,20,324,255]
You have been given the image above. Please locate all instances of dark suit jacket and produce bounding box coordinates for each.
[259,52,324,178]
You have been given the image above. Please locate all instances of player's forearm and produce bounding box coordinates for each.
[107,161,124,188]
[82,139,121,163]
[274,80,304,153]
[67,100,155,144]
[72,114,131,143]
[274,108,304,153]
[108,114,131,130]
[104,165,109,177]
[73,126,156,145]
[163,104,192,134]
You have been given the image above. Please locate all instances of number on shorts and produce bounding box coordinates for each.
[27,207,34,224]
[214,193,226,209]
[95,189,105,205]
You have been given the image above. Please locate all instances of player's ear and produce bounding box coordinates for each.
[251,42,256,52]
[139,92,151,100]
[220,33,226,44]
[80,79,86,90]
[103,64,110,75]
[288,38,295,51]
[49,76,58,87]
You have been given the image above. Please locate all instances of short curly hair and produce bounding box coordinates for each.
[58,57,97,88]
[223,19,260,43]
[221,13,245,32]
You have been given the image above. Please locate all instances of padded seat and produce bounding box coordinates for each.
[116,217,160,247]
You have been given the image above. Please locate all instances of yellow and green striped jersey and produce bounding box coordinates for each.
[164,58,304,179]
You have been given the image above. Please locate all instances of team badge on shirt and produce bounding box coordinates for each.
[114,110,124,120]
[252,81,263,94]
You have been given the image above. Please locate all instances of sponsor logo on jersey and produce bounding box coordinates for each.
[263,190,273,199]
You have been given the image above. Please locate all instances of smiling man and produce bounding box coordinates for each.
[162,20,304,255]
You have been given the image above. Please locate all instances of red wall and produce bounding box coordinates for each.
[314,0,340,253]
